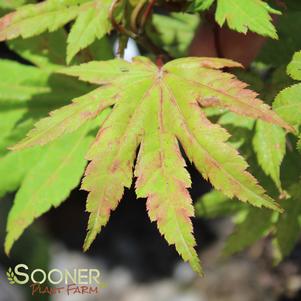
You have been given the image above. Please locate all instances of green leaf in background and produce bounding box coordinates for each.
[0,0,113,62]
[8,29,114,70]
[274,84,301,127]
[187,0,280,38]
[0,59,91,156]
[187,0,215,12]
[223,207,274,256]
[8,29,68,70]
[66,0,112,63]
[273,184,301,263]
[5,125,94,254]
[195,190,245,219]
[148,13,200,58]
[273,51,301,146]
[259,12,301,66]
[0,59,53,155]
[253,120,286,190]
[287,51,301,80]
[0,57,95,201]
[215,0,280,39]
[0,148,42,198]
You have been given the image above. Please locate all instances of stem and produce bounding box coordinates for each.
[130,0,147,34]
[109,0,172,62]
[109,0,137,39]
[140,0,157,31]
[156,55,164,68]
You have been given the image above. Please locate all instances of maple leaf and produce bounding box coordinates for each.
[195,189,245,218]
[5,125,95,254]
[187,0,280,39]
[0,0,113,63]
[273,51,301,147]
[215,0,280,39]
[0,58,103,255]
[253,120,286,191]
[10,56,292,273]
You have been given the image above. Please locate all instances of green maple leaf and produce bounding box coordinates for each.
[9,56,293,273]
[0,0,113,63]
[223,207,274,257]
[148,12,199,58]
[188,0,280,39]
[187,0,215,12]
[195,189,245,218]
[5,123,101,254]
[270,52,301,262]
[253,120,286,191]
[273,184,301,263]
[215,0,280,39]
[273,51,301,148]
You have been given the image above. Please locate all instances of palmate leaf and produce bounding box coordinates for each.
[187,0,280,39]
[0,58,100,250]
[0,57,114,254]
[0,0,113,63]
[215,0,280,39]
[10,56,292,273]
[253,120,286,191]
[273,51,301,147]
[5,122,103,255]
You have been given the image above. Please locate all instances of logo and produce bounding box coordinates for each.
[6,267,16,284]
[6,264,105,296]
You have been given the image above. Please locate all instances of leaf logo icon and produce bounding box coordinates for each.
[6,267,16,284]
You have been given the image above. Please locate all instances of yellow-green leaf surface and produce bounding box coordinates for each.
[215,0,280,39]
[253,120,286,190]
[287,51,301,80]
[273,51,301,142]
[0,149,42,198]
[8,30,68,70]
[195,189,245,218]
[5,126,93,254]
[0,58,91,155]
[11,56,292,273]
[0,0,112,62]
[274,84,301,127]
[66,0,111,63]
